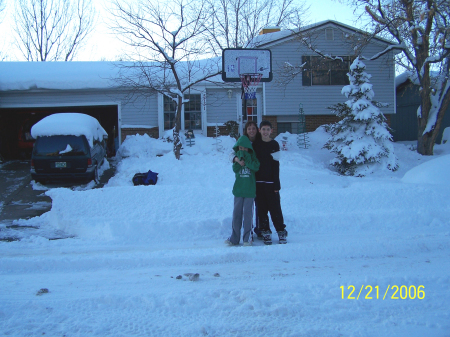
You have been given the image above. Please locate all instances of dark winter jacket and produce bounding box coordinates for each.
[232,136,260,198]
[252,138,281,190]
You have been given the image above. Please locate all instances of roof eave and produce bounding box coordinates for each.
[254,20,397,49]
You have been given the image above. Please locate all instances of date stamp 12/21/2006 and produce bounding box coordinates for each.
[341,285,425,300]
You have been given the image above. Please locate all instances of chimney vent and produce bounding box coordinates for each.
[259,27,281,35]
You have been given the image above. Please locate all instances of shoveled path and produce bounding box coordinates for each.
[0,159,116,240]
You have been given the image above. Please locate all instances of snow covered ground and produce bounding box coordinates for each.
[1,129,449,336]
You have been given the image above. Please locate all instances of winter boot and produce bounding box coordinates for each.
[262,231,272,245]
[225,238,237,246]
[254,227,264,240]
[277,230,288,244]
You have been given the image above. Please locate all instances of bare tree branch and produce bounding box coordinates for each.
[344,0,450,155]
[107,0,223,159]
[203,0,310,55]
[13,0,96,61]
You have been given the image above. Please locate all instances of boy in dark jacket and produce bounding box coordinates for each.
[252,120,287,245]
[226,136,260,246]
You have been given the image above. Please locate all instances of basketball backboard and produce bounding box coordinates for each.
[222,48,272,82]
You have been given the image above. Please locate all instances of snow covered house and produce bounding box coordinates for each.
[0,20,398,159]
[248,20,398,135]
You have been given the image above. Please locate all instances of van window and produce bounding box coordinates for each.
[33,135,89,156]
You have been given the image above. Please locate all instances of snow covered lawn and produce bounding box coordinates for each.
[1,129,449,336]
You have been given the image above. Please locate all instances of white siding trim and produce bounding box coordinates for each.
[158,93,164,138]
[262,82,267,122]
[117,102,122,145]
[236,94,243,134]
[201,90,207,136]
[256,92,263,126]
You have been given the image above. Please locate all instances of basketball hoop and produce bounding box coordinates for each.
[240,73,262,100]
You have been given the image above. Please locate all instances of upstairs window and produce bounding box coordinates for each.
[302,56,353,86]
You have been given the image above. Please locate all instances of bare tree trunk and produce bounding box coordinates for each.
[173,96,183,160]
[417,89,450,155]
[417,133,434,155]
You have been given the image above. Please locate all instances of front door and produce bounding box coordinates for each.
[239,92,261,135]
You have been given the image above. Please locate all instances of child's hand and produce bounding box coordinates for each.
[234,157,245,166]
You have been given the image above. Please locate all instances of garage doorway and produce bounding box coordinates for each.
[0,105,119,160]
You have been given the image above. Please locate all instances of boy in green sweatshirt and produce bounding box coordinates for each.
[226,135,260,246]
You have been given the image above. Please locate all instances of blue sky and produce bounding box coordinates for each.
[0,0,361,61]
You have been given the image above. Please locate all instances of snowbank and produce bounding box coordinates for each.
[402,154,450,185]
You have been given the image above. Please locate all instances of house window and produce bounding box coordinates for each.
[277,122,299,136]
[164,95,177,130]
[245,98,257,122]
[302,56,353,86]
[277,123,292,134]
[325,28,334,41]
[184,94,202,130]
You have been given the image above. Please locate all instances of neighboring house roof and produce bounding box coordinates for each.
[249,20,396,49]
[395,70,443,89]
[395,71,420,88]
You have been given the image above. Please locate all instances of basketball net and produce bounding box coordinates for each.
[240,73,262,100]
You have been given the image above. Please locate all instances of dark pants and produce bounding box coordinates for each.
[253,201,260,236]
[256,182,286,233]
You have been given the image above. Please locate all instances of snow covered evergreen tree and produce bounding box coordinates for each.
[324,57,398,176]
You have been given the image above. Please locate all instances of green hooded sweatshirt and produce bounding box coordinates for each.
[232,136,260,198]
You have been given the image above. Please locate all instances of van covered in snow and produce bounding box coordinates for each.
[30,113,108,183]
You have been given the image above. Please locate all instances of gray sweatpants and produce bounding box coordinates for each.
[229,197,254,244]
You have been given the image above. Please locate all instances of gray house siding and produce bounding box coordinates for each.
[205,88,239,124]
[0,89,158,127]
[261,23,396,118]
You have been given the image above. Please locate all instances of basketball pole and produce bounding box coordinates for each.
[242,83,247,133]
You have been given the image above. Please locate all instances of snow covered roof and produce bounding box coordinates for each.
[31,113,108,147]
[395,71,419,88]
[249,20,396,48]
[395,70,444,88]
[0,61,121,91]
[0,58,223,91]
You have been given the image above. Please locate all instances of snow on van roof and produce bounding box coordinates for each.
[31,113,107,147]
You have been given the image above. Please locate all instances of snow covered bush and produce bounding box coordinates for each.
[324,57,398,176]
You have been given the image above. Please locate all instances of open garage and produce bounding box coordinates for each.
[0,105,119,160]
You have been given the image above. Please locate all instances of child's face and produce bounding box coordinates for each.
[246,125,257,140]
[238,146,249,152]
[260,125,272,139]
